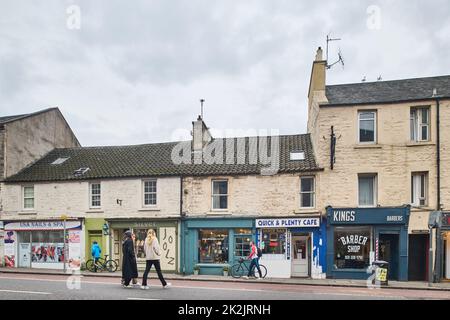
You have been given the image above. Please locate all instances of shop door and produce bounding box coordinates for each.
[18,232,31,268]
[88,231,103,260]
[408,234,428,281]
[379,234,399,280]
[445,236,450,279]
[291,236,309,277]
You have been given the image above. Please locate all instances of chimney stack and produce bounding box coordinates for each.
[308,47,327,98]
[192,115,213,154]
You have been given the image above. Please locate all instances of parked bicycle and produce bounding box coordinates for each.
[231,257,267,279]
[86,255,118,273]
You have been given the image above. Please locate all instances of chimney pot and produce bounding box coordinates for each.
[315,47,323,61]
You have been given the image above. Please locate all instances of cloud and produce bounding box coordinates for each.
[0,0,449,146]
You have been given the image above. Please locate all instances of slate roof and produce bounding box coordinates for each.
[0,108,58,125]
[5,134,321,182]
[324,75,450,106]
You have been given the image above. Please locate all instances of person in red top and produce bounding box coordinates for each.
[244,241,262,279]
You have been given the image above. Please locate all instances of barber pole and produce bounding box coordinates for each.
[375,238,379,260]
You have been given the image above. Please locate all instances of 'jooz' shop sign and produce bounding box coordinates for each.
[256,218,320,228]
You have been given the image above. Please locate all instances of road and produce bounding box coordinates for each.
[0,273,449,300]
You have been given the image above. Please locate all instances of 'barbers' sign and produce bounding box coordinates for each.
[328,207,409,225]
[256,218,320,228]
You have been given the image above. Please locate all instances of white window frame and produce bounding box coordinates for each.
[358,174,378,208]
[358,111,377,144]
[300,176,315,209]
[142,179,157,207]
[22,185,35,210]
[211,179,228,211]
[89,182,102,209]
[411,172,428,207]
[410,107,430,142]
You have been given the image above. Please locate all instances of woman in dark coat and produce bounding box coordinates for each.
[122,231,138,288]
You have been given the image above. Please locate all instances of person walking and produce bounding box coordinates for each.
[141,229,171,289]
[91,241,102,272]
[122,231,138,288]
[244,241,262,279]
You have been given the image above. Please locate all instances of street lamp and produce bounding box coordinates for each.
[102,223,110,236]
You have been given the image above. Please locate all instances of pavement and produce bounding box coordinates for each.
[0,272,449,300]
[1,267,450,291]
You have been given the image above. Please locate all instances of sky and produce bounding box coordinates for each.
[1,0,449,146]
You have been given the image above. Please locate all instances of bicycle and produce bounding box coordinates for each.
[231,257,267,279]
[86,255,118,273]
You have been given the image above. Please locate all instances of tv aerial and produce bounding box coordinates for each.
[326,34,345,70]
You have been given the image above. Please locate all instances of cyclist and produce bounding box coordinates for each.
[244,241,262,279]
[91,241,102,272]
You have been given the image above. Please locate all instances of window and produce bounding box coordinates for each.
[358,174,377,207]
[89,183,101,208]
[260,229,286,255]
[358,111,377,143]
[411,172,428,207]
[198,229,229,264]
[134,228,153,259]
[234,229,252,258]
[334,226,371,270]
[31,231,64,264]
[143,180,157,206]
[73,167,90,176]
[300,177,315,208]
[290,151,305,161]
[23,186,35,209]
[212,180,228,210]
[410,107,430,142]
[51,157,69,165]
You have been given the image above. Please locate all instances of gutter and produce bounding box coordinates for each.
[436,97,441,211]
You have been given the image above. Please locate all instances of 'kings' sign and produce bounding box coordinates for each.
[328,207,409,225]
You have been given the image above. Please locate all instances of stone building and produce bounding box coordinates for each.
[307,47,450,281]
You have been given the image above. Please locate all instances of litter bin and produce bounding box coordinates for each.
[372,260,389,286]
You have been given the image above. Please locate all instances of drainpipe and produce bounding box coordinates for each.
[180,176,185,275]
[434,95,441,283]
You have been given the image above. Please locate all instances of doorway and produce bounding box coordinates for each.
[379,234,399,280]
[291,235,310,277]
[87,231,103,261]
[408,234,429,281]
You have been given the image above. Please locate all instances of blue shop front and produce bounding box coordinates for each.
[326,206,410,281]
[180,217,256,275]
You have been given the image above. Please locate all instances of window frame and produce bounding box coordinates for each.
[410,107,430,142]
[358,173,378,208]
[211,179,229,211]
[358,110,377,144]
[300,176,316,209]
[411,172,428,207]
[142,179,158,207]
[22,185,35,210]
[89,182,102,209]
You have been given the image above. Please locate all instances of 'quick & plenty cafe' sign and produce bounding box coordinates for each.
[256,217,320,228]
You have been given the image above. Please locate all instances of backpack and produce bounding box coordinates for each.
[257,246,263,258]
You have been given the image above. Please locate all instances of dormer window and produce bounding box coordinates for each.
[290,151,305,161]
[51,157,69,165]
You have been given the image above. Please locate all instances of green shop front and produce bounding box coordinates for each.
[84,218,109,266]
[107,219,179,273]
[181,217,256,275]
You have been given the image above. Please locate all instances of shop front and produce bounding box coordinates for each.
[436,212,450,281]
[255,217,326,279]
[84,218,109,265]
[181,217,256,276]
[2,219,83,270]
[326,206,410,281]
[108,219,179,273]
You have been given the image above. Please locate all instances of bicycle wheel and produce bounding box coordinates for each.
[105,260,118,272]
[231,264,245,278]
[85,259,96,272]
[252,264,267,279]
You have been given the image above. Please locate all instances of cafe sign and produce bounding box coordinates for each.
[256,218,320,228]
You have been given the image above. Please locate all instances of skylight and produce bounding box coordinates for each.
[51,157,69,165]
[73,167,90,176]
[290,151,305,161]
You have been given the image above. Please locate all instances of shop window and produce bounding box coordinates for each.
[260,229,286,255]
[89,182,101,208]
[300,177,315,208]
[358,111,377,143]
[143,180,157,206]
[411,172,428,207]
[134,229,152,259]
[334,226,371,270]
[234,229,252,258]
[358,174,377,207]
[198,229,229,263]
[212,180,228,210]
[23,186,35,210]
[31,231,64,264]
[410,107,430,142]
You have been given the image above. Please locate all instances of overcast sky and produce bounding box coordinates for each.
[1,0,449,146]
